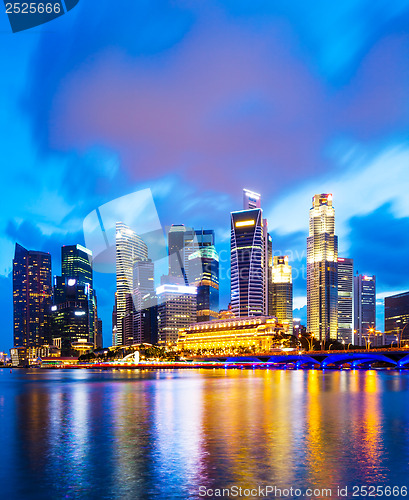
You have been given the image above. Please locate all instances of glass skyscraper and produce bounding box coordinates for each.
[385,291,409,343]
[337,257,354,343]
[307,194,338,342]
[354,274,376,345]
[271,256,293,334]
[13,243,52,348]
[115,222,148,345]
[230,207,265,317]
[167,224,195,284]
[51,277,90,355]
[61,244,96,344]
[185,229,219,322]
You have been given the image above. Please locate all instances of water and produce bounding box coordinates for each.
[1,368,409,499]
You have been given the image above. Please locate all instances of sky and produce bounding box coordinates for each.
[2,0,409,349]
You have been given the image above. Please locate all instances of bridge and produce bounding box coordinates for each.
[188,349,409,369]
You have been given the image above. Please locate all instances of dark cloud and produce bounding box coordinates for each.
[349,203,409,290]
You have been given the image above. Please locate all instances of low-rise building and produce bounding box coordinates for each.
[177,316,286,354]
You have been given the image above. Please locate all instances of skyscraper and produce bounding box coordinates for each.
[307,194,338,342]
[167,224,195,284]
[62,244,93,286]
[385,291,409,343]
[51,277,90,355]
[271,256,293,334]
[186,229,219,322]
[156,284,197,344]
[132,259,155,344]
[242,189,272,316]
[354,274,376,345]
[61,244,96,344]
[337,258,354,344]
[13,243,52,348]
[116,222,148,345]
[231,208,265,317]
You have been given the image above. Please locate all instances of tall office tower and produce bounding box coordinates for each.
[61,244,92,285]
[13,243,52,348]
[337,258,354,343]
[271,256,293,334]
[51,277,90,355]
[385,291,409,342]
[122,293,136,346]
[141,292,159,345]
[61,244,96,344]
[167,224,195,284]
[96,318,103,349]
[242,189,271,316]
[186,229,219,322]
[115,222,148,345]
[112,295,117,346]
[354,274,376,346]
[307,194,338,342]
[156,284,197,344]
[231,208,264,317]
[132,259,155,344]
[265,228,273,315]
[230,189,268,318]
[188,246,219,322]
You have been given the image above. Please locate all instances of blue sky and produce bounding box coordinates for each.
[2,0,409,349]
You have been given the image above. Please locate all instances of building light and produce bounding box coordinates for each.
[75,311,86,316]
[235,220,255,228]
[67,279,76,286]
[156,284,197,295]
[51,305,57,311]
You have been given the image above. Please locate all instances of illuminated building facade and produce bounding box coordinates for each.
[271,256,293,334]
[51,277,90,356]
[132,259,155,344]
[307,194,338,341]
[116,222,148,345]
[354,274,376,346]
[13,243,52,348]
[231,191,265,317]
[61,244,96,345]
[177,316,286,354]
[187,229,219,322]
[385,291,409,343]
[242,189,272,316]
[337,257,354,343]
[157,284,197,344]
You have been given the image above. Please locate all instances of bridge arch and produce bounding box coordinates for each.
[321,353,397,368]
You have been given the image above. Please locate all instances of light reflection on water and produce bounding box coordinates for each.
[1,369,409,499]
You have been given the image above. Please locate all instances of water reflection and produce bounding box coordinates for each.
[2,369,409,499]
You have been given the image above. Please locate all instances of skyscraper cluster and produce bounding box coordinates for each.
[14,187,403,356]
[13,243,102,357]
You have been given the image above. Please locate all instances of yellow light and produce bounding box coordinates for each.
[235,220,255,228]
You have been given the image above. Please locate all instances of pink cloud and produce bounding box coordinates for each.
[49,20,409,195]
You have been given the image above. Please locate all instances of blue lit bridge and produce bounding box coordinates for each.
[189,350,409,369]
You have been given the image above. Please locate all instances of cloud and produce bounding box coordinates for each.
[267,144,409,248]
[348,203,409,290]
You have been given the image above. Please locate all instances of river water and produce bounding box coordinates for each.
[1,368,409,499]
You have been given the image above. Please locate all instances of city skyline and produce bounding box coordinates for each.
[2,1,409,350]
[9,188,407,351]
